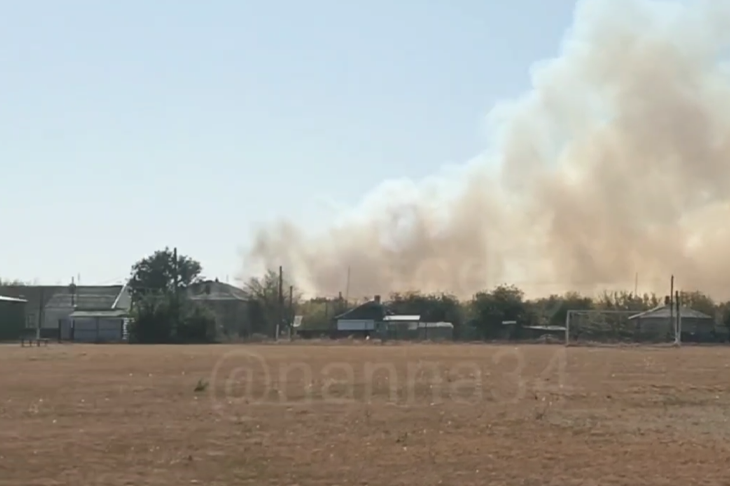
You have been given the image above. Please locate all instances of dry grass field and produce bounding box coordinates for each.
[2,342,730,485]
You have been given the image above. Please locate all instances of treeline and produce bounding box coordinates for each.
[13,245,727,343]
[125,246,729,342]
[294,286,728,340]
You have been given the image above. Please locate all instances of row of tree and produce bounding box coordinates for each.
[5,247,729,342]
[294,285,727,340]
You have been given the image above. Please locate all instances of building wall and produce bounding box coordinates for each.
[0,285,66,331]
[635,317,715,341]
[635,317,672,341]
[337,319,375,331]
[0,285,125,331]
[0,300,26,340]
[679,317,715,335]
[679,317,716,341]
[213,300,249,338]
[72,318,124,342]
[44,305,74,330]
[193,299,250,339]
[418,326,453,341]
[380,322,454,341]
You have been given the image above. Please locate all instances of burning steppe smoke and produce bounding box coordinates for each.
[244,0,730,300]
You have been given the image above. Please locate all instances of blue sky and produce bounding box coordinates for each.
[0,0,576,285]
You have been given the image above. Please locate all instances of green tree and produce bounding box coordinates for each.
[242,269,300,336]
[469,285,528,339]
[127,248,213,343]
[129,247,203,299]
[296,297,345,331]
[389,291,465,336]
[127,293,175,343]
[530,291,594,327]
[128,293,216,344]
[593,290,648,311]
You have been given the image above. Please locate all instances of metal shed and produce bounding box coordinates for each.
[0,295,27,341]
[380,315,454,341]
[381,315,421,339]
[417,321,454,340]
[66,309,129,343]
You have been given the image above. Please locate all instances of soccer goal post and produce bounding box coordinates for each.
[564,309,646,346]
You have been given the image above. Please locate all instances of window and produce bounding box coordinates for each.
[25,314,36,329]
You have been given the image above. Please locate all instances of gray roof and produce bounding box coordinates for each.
[629,305,712,320]
[45,285,124,310]
[383,315,421,321]
[188,280,248,301]
[334,300,392,320]
[69,309,129,318]
[0,295,27,303]
[112,284,132,310]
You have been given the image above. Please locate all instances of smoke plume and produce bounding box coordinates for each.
[244,0,730,300]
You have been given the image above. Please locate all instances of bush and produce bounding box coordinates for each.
[128,293,217,344]
[178,303,217,343]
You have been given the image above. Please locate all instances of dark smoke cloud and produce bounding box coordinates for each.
[244,0,730,299]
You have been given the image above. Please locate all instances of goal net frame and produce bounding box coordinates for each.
[564,309,680,346]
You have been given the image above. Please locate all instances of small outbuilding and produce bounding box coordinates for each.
[0,295,27,341]
[416,321,454,340]
[66,309,129,343]
[379,315,454,340]
[629,304,715,342]
[333,295,391,337]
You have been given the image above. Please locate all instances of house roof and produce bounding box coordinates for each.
[383,315,421,321]
[187,280,248,301]
[334,299,392,320]
[629,304,712,320]
[45,285,125,310]
[69,309,129,319]
[112,284,131,310]
[0,295,27,303]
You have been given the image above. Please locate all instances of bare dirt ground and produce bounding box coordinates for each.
[2,343,730,485]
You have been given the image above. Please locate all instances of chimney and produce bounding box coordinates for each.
[374,295,381,304]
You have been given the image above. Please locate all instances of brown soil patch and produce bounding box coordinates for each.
[2,343,730,485]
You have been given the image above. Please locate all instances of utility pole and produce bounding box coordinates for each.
[37,287,44,340]
[345,266,351,304]
[288,284,294,339]
[172,247,179,339]
[276,266,283,339]
[70,276,77,308]
[675,289,681,346]
[669,275,675,344]
[634,273,638,297]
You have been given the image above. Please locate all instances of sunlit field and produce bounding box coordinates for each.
[2,343,729,485]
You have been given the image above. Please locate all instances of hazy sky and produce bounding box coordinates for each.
[0,0,575,285]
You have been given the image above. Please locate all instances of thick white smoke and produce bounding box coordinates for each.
[244,0,730,300]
